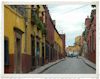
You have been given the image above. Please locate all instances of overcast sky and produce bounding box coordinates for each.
[48,4,92,47]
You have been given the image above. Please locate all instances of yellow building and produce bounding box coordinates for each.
[4,5,26,73]
[30,5,46,67]
[4,5,46,73]
[4,5,65,73]
[75,36,82,46]
[54,29,63,59]
[67,46,74,52]
[74,36,83,54]
[66,36,83,56]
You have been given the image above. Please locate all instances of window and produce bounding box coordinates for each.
[32,5,34,8]
[16,5,26,16]
[37,5,40,8]
[46,44,49,59]
[10,5,26,17]
[42,12,44,16]
[4,38,9,66]
[10,5,17,9]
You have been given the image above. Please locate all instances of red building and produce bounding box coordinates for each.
[44,6,55,63]
[84,9,96,63]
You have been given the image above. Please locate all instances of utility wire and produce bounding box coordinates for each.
[63,4,89,14]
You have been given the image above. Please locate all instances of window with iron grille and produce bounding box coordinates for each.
[10,5,26,17]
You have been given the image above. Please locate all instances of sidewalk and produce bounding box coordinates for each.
[79,56,96,70]
[29,58,65,74]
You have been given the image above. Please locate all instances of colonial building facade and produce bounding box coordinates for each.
[4,5,66,73]
[83,8,96,63]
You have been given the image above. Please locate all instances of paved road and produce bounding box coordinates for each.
[42,57,96,74]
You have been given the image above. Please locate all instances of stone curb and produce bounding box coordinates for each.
[29,59,65,74]
[39,59,65,73]
[79,57,96,70]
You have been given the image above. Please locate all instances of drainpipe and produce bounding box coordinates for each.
[24,6,31,53]
[25,19,27,53]
[24,9,28,53]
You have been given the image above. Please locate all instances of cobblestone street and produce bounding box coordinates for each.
[42,57,96,74]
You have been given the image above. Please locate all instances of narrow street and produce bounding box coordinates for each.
[4,5,96,74]
[42,57,96,74]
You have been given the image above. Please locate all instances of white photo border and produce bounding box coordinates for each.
[0,0,99,79]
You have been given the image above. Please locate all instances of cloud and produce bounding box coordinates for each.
[48,4,92,47]
[48,4,90,14]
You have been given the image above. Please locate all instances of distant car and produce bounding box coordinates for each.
[67,52,73,57]
[67,54,71,57]
[73,52,79,57]
[72,54,77,57]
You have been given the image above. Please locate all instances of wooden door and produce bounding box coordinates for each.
[14,27,23,73]
[31,35,35,69]
[42,43,44,65]
[16,38,21,73]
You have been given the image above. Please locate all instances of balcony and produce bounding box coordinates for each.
[31,10,46,34]
[31,10,39,25]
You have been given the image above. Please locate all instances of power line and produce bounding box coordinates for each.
[63,4,89,14]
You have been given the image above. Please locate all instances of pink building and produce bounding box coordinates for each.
[84,9,96,63]
[44,6,55,62]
